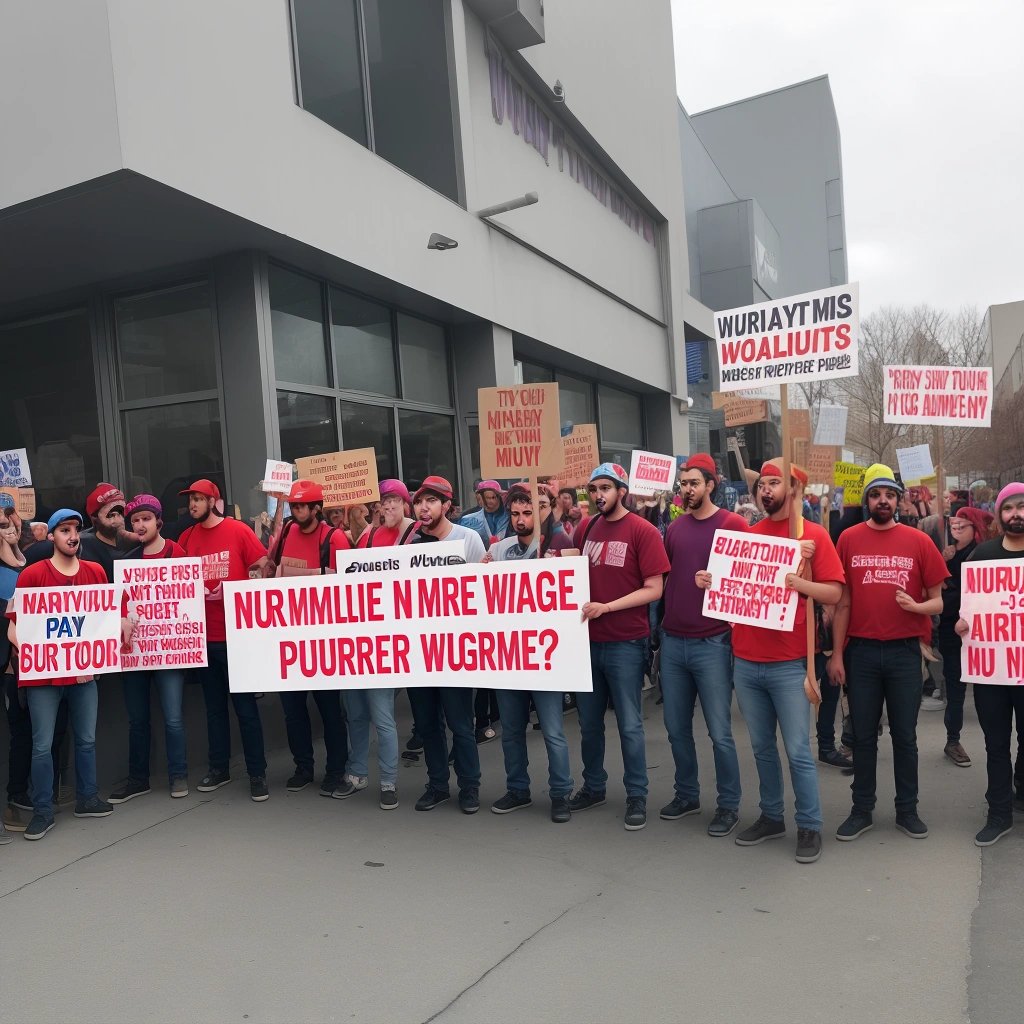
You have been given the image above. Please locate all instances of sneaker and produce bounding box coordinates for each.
[563,693,577,715]
[320,774,342,798]
[944,742,971,768]
[568,789,606,813]
[249,776,269,802]
[895,812,928,838]
[345,774,368,792]
[197,770,231,792]
[836,810,874,841]
[415,788,450,811]
[459,788,480,814]
[400,749,421,762]
[0,822,11,845]
[405,733,424,752]
[659,797,700,821]
[74,795,113,818]
[735,815,786,846]
[286,771,313,792]
[975,818,1012,847]
[108,779,151,804]
[550,796,571,823]
[707,808,740,838]
[819,748,853,770]
[4,805,29,833]
[796,829,822,863]
[624,797,647,831]
[9,792,34,812]
[24,814,55,840]
[169,777,189,799]
[475,727,497,744]
[491,790,532,814]
[331,778,356,800]
[920,695,946,712]
[379,785,399,810]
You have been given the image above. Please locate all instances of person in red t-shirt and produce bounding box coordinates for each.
[571,462,671,831]
[6,509,114,839]
[828,465,948,843]
[702,461,844,865]
[178,478,271,802]
[356,479,418,549]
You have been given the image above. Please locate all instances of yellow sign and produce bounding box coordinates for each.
[833,462,866,505]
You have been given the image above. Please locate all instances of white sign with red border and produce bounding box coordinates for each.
[628,450,675,497]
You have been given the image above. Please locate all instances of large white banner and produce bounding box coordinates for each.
[224,559,592,692]
[883,365,992,427]
[715,283,859,392]
[960,560,1024,685]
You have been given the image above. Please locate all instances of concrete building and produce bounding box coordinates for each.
[983,300,1024,382]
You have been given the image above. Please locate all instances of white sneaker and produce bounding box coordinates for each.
[345,774,368,791]
[921,695,946,712]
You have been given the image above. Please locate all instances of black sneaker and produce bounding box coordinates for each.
[249,776,269,802]
[379,786,399,810]
[415,788,451,811]
[24,814,55,840]
[197,770,231,792]
[819,748,853,770]
[550,796,571,823]
[836,810,874,841]
[320,774,342,798]
[108,779,151,804]
[563,693,577,715]
[975,818,1012,847]
[287,771,313,793]
[400,749,421,762]
[74,795,113,818]
[895,812,928,838]
[459,788,480,814]
[707,808,739,838]
[624,797,647,831]
[405,733,424,752]
[796,829,822,863]
[568,789,606,812]
[9,793,34,812]
[735,815,786,846]
[491,790,532,814]
[659,797,700,821]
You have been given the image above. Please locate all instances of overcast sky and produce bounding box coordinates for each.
[671,0,1024,317]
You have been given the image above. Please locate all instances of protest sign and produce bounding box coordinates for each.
[118,559,208,670]
[0,486,34,519]
[295,448,380,507]
[337,540,466,574]
[628,450,675,497]
[262,460,294,494]
[895,444,934,485]
[711,393,768,427]
[960,560,1024,685]
[0,447,31,487]
[834,462,865,505]
[702,530,803,630]
[806,446,838,485]
[715,283,859,392]
[223,559,592,692]
[478,384,562,477]
[15,585,121,681]
[791,437,809,467]
[560,424,599,488]
[883,365,992,427]
[814,405,849,446]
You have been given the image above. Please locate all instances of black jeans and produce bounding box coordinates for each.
[938,624,967,744]
[5,672,67,802]
[846,637,922,814]
[815,653,853,753]
[973,684,1024,823]
[474,688,500,730]
[279,690,348,778]
[198,642,267,778]
[407,687,480,793]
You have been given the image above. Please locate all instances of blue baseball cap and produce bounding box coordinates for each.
[589,462,629,488]
[47,508,84,534]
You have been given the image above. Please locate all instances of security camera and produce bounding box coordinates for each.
[427,233,458,251]
[552,80,565,104]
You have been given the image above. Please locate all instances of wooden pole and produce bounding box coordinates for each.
[532,477,542,559]
[935,426,946,521]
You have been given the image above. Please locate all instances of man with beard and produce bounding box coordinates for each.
[356,479,418,548]
[485,485,572,562]
[571,463,670,831]
[659,453,748,837]
[178,479,272,802]
[460,480,510,547]
[829,464,948,842]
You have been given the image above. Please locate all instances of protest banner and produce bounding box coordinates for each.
[262,460,294,494]
[223,559,592,692]
[295,448,380,507]
[702,530,803,631]
[478,384,562,477]
[883,365,992,427]
[337,540,466,574]
[628,450,675,497]
[118,558,208,670]
[715,283,860,392]
[806,446,838,485]
[560,424,599,488]
[14,585,121,681]
[896,444,933,485]
[711,392,768,427]
[814,405,849,446]
[960,560,1024,685]
[0,447,31,487]
[834,462,865,504]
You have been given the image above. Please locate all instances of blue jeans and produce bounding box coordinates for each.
[577,639,648,798]
[495,689,573,798]
[279,689,347,777]
[198,642,266,778]
[407,687,481,793]
[26,682,99,820]
[343,688,399,786]
[122,669,187,782]
[659,632,741,811]
[733,657,823,830]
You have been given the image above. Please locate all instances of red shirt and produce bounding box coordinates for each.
[836,522,949,643]
[581,512,671,642]
[277,521,352,574]
[732,518,845,664]
[178,518,267,642]
[6,559,108,687]
[356,520,418,548]
[144,540,186,559]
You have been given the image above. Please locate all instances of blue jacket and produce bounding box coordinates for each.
[459,506,511,545]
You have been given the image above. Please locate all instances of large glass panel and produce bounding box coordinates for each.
[330,288,396,396]
[292,0,368,145]
[277,391,337,464]
[398,314,450,406]
[598,384,644,447]
[270,266,329,387]
[398,409,456,494]
[518,361,552,384]
[0,312,102,518]
[555,372,593,431]
[340,401,396,480]
[115,283,218,401]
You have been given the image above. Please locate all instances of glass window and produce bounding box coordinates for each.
[398,409,456,493]
[277,391,337,464]
[330,288,396,396]
[555,373,593,431]
[598,385,644,447]
[341,401,396,479]
[398,314,450,406]
[115,284,218,401]
[518,361,553,384]
[270,266,329,387]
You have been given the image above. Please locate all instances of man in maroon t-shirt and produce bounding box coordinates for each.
[571,462,670,831]
[828,464,948,843]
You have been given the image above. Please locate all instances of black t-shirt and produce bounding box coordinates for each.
[23,532,131,582]
[967,539,1024,562]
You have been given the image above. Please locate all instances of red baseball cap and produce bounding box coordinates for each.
[413,475,454,503]
[179,478,221,500]
[85,483,126,517]
[759,461,809,487]
[684,453,718,478]
[287,479,324,504]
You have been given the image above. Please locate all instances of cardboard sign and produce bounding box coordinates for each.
[478,384,562,477]
[711,393,768,427]
[336,540,466,574]
[628,450,675,497]
[702,530,803,631]
[0,486,35,520]
[262,460,294,494]
[15,585,121,681]
[814,405,849,446]
[895,444,934,485]
[295,448,380,507]
[883,365,992,427]
[715,283,860,392]
[560,424,599,488]
[806,446,838,485]
[834,462,866,505]
[117,559,208,670]
[960,560,1024,685]
[0,447,31,487]
[223,559,592,692]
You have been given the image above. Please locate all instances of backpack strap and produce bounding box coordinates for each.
[399,521,419,545]
[318,524,339,574]
[270,519,296,567]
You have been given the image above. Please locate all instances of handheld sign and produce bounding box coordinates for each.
[711,393,768,427]
[262,460,294,494]
[628,450,675,497]
[833,462,866,505]
[337,540,466,574]
[560,424,599,489]
[813,405,849,446]
[295,448,380,507]
[883,365,992,427]
[0,447,31,487]
[960,560,1024,685]
[478,384,562,477]
[895,444,934,486]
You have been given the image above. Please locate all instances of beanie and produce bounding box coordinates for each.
[995,482,1024,512]
[862,463,904,497]
[684,453,718,478]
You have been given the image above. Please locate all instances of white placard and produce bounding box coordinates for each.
[262,460,294,493]
[628,450,675,497]
[883,365,992,427]
[336,540,466,574]
[895,444,934,484]
[813,405,849,446]
[0,447,31,486]
[841,448,855,464]
[960,560,1024,685]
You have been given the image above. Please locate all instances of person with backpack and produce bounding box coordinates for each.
[355,479,418,548]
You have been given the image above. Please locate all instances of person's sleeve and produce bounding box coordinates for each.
[637,521,671,577]
[331,529,353,553]
[466,532,487,563]
[242,527,268,564]
[356,531,369,550]
[725,513,750,534]
[922,535,952,587]
[811,527,845,584]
